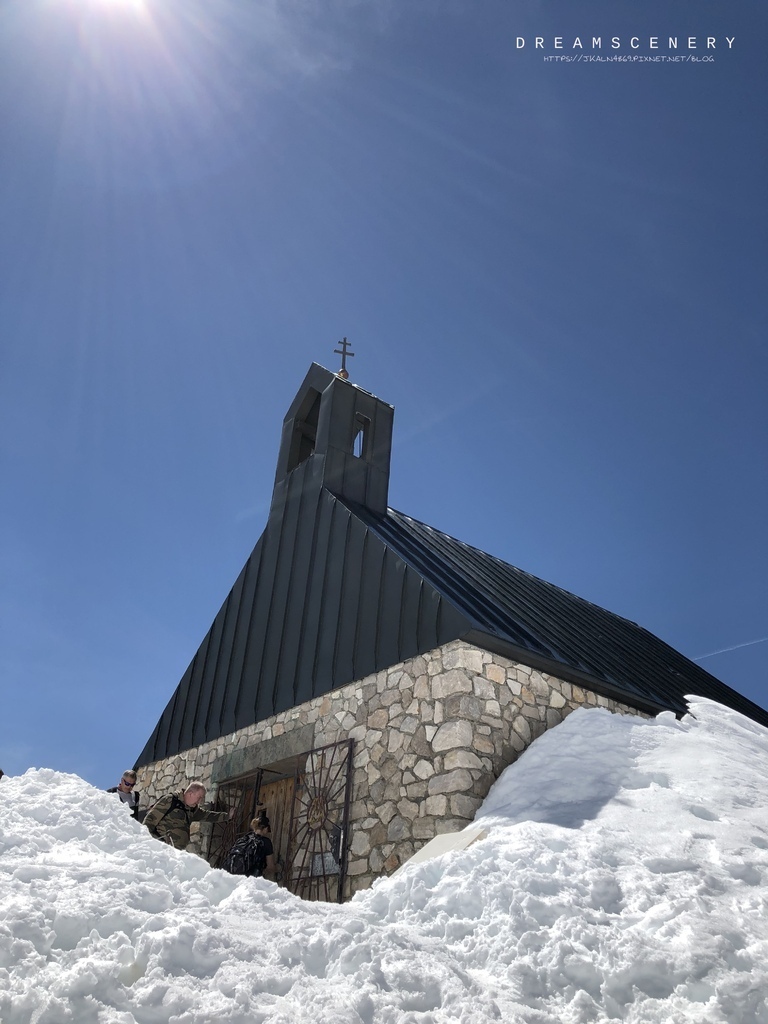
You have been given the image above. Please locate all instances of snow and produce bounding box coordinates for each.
[2,698,768,1023]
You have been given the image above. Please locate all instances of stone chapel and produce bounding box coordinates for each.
[134,362,768,902]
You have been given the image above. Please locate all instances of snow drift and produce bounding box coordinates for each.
[1,697,767,1023]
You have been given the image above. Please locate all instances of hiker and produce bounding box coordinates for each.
[221,810,276,880]
[144,781,231,850]
[106,770,141,820]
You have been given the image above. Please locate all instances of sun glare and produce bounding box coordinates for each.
[101,0,147,10]
[57,0,154,29]
[67,0,149,14]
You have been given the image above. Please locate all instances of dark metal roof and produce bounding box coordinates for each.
[137,366,768,770]
[349,503,768,728]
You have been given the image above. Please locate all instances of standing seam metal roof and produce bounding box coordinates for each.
[347,502,768,727]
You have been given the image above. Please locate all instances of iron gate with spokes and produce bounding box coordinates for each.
[285,739,354,903]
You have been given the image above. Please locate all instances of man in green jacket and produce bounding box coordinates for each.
[144,782,229,850]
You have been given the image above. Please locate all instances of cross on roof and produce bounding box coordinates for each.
[334,337,355,379]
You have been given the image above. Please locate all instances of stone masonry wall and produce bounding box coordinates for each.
[135,640,646,896]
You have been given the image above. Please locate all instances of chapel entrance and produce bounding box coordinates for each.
[209,738,354,903]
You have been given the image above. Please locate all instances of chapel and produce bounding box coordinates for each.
[135,360,768,901]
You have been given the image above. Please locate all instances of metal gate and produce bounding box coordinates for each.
[208,770,263,868]
[284,739,354,903]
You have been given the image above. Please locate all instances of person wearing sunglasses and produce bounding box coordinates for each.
[107,770,141,820]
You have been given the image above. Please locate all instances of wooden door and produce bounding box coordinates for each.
[257,776,295,884]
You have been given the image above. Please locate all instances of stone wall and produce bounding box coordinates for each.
[135,640,645,896]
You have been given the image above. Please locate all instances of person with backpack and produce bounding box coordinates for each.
[221,811,275,880]
[144,781,230,850]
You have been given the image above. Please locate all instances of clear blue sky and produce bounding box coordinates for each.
[1,0,766,788]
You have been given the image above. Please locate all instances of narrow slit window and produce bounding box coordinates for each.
[353,414,370,459]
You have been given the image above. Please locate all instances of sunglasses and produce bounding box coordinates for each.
[122,780,136,788]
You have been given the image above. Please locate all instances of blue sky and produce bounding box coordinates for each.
[1,0,766,788]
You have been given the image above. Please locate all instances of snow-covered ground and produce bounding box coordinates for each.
[2,697,768,1023]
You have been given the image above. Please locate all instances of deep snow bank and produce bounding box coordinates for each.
[1,697,767,1023]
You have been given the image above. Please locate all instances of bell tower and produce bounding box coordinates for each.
[271,362,394,517]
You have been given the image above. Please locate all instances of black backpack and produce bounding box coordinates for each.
[222,834,268,877]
